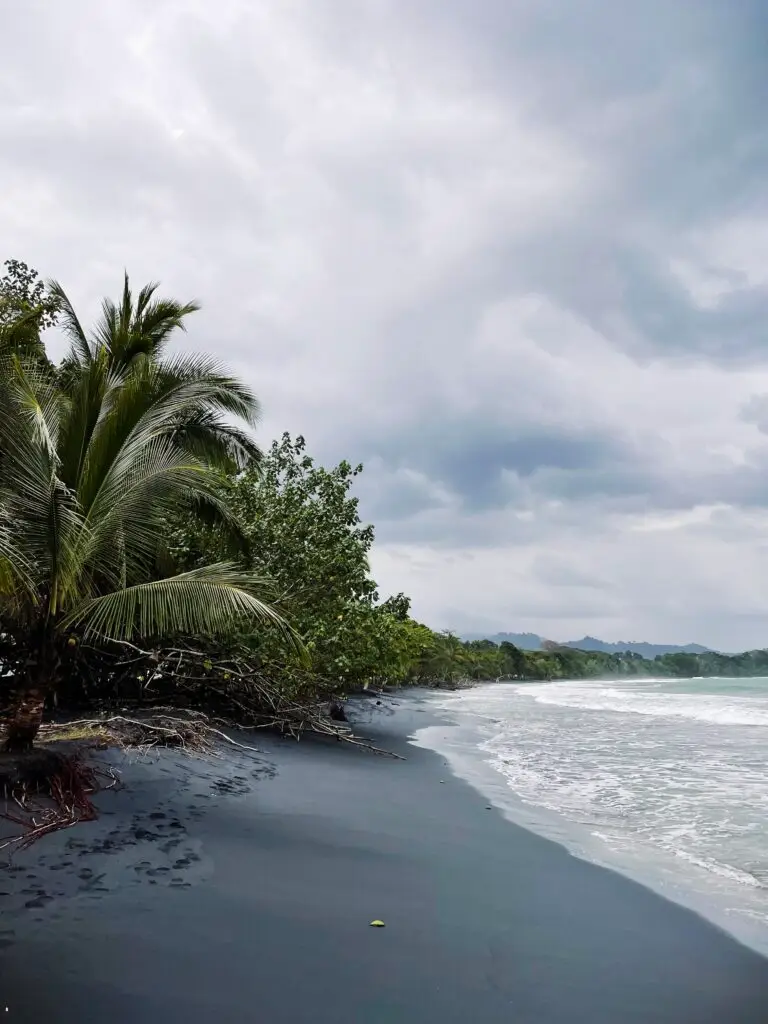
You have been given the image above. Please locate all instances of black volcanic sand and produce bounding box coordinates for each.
[1,693,768,1022]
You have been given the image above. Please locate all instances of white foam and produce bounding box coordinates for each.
[670,849,765,889]
[510,681,768,726]
[417,679,768,955]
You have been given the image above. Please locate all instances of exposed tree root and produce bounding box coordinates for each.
[0,641,408,851]
[0,749,118,853]
[44,636,408,756]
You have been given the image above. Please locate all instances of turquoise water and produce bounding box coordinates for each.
[416,677,768,954]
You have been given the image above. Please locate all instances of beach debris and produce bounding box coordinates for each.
[0,750,118,853]
[369,920,386,927]
[54,638,407,759]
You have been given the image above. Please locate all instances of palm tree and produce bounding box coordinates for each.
[0,288,292,752]
[419,631,467,684]
[50,274,263,475]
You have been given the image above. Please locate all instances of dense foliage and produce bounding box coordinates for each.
[0,259,58,366]
[168,433,441,697]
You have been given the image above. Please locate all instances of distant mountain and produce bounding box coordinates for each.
[464,632,712,658]
[561,636,712,658]
[465,632,546,651]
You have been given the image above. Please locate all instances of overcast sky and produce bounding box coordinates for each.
[2,1,768,650]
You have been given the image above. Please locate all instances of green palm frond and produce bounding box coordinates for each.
[154,354,261,427]
[46,281,92,365]
[0,354,64,462]
[91,273,201,370]
[72,357,260,510]
[0,356,90,616]
[63,563,305,657]
[171,409,263,471]
[182,488,251,557]
[80,373,233,506]
[0,521,35,599]
[1,272,283,679]
[55,352,113,489]
[0,358,63,510]
[131,296,200,359]
[83,441,219,587]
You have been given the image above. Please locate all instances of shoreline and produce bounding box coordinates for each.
[1,691,767,1021]
[413,684,768,959]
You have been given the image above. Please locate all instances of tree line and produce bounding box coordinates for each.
[452,639,768,681]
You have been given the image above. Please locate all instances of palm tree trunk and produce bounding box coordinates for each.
[4,640,55,752]
[4,682,46,752]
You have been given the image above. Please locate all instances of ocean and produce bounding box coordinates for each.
[414,676,768,956]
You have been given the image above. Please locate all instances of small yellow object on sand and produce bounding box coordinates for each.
[370,920,386,927]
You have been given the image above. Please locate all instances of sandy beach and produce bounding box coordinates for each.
[1,692,768,1022]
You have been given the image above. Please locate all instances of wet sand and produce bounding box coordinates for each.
[1,692,768,1022]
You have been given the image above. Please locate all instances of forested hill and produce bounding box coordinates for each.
[466,632,712,658]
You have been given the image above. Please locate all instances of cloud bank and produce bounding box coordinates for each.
[3,0,768,649]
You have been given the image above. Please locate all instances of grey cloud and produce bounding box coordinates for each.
[418,429,627,508]
[144,2,768,368]
[415,0,768,175]
[4,0,768,646]
[528,554,613,592]
[355,413,644,518]
[741,394,768,433]
[401,1,768,363]
[360,411,768,550]
[0,107,265,232]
